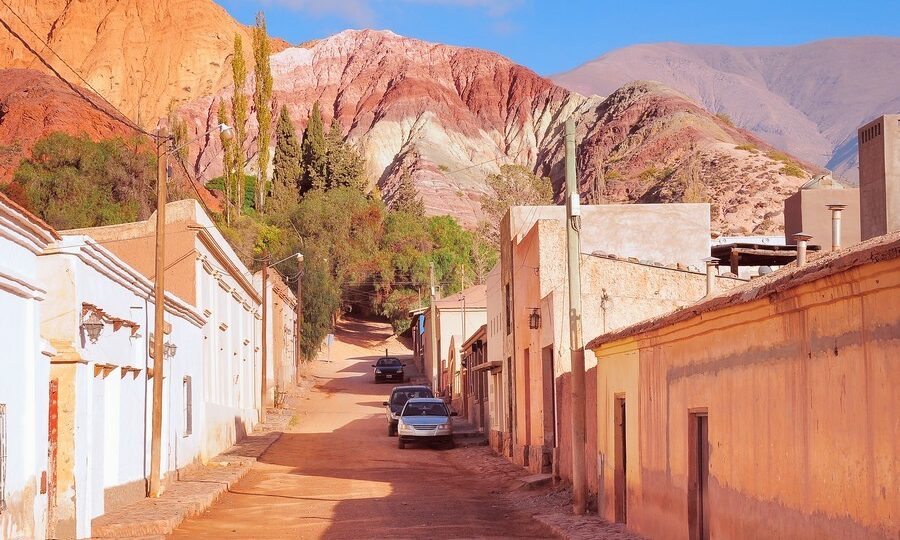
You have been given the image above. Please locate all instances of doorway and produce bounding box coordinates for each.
[46,379,59,539]
[689,411,710,540]
[541,346,556,449]
[614,394,626,523]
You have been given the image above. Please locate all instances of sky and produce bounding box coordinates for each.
[219,0,900,75]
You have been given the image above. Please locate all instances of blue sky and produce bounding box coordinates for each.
[219,0,900,75]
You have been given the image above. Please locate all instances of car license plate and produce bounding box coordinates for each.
[386,374,392,379]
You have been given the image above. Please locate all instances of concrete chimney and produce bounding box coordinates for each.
[794,232,813,266]
[702,257,719,297]
[828,204,847,251]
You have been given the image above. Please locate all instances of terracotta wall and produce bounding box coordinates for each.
[592,245,900,539]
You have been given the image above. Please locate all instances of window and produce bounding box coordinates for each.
[183,377,193,436]
[0,403,6,512]
[505,284,512,335]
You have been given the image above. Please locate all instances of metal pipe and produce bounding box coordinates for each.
[828,204,847,251]
[702,257,718,297]
[794,232,812,266]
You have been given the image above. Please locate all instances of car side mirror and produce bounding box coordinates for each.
[402,363,407,367]
[451,411,458,416]
[371,364,376,367]
[382,401,388,406]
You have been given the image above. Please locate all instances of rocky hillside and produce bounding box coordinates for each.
[573,82,816,235]
[0,0,288,127]
[181,30,813,233]
[0,68,134,180]
[553,38,900,184]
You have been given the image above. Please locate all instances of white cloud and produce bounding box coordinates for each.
[402,0,522,18]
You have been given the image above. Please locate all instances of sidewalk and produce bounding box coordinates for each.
[446,445,646,540]
[90,405,297,539]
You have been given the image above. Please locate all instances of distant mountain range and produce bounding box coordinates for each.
[553,37,900,184]
[2,0,884,236]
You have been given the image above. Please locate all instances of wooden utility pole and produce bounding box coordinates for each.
[429,262,438,390]
[260,255,269,423]
[149,126,168,498]
[294,264,302,381]
[565,118,588,515]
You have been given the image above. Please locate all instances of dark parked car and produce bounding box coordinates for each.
[383,385,434,436]
[372,356,405,383]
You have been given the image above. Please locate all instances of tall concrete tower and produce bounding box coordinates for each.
[858,114,900,240]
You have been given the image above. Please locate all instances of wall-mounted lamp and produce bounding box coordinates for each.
[81,312,105,343]
[528,308,542,330]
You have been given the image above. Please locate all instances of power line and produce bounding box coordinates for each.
[0,1,159,139]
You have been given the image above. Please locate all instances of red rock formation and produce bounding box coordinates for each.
[0,68,134,181]
[182,30,813,233]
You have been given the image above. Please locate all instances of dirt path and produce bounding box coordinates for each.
[168,318,555,539]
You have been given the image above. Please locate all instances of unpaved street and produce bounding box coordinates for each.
[168,319,555,539]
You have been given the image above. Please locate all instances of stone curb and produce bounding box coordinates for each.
[91,414,290,538]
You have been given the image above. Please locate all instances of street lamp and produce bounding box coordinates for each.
[149,121,232,499]
[81,311,105,343]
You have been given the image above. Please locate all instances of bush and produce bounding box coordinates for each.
[3,133,156,229]
[735,144,757,153]
[781,164,805,178]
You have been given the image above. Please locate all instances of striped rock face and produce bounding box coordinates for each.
[181,30,814,233]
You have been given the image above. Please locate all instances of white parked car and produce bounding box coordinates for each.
[396,397,457,449]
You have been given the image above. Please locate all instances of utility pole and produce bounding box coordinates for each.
[565,117,587,515]
[149,126,168,498]
[295,264,302,382]
[429,262,438,391]
[260,254,269,423]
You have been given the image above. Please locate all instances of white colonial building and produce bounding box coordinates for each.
[38,236,205,539]
[0,194,58,540]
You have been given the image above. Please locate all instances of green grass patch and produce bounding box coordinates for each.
[780,164,805,178]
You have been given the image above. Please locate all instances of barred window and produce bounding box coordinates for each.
[183,377,193,437]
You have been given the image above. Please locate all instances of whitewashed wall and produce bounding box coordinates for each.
[195,244,261,459]
[0,196,56,540]
[40,237,205,539]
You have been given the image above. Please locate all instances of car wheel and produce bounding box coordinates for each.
[387,423,395,437]
[445,437,455,450]
[398,438,405,449]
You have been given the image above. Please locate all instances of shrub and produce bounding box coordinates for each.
[735,144,757,153]
[781,164,805,178]
[4,133,156,229]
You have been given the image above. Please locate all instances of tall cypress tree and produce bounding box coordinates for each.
[253,11,273,212]
[272,105,301,205]
[217,100,236,223]
[391,171,424,216]
[324,118,367,191]
[300,101,327,193]
[231,34,248,215]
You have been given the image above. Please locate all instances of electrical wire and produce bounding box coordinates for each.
[0,0,161,139]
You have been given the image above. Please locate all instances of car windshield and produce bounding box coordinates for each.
[377,357,401,367]
[402,402,448,417]
[391,389,433,406]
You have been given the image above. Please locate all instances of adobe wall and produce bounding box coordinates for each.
[593,250,900,539]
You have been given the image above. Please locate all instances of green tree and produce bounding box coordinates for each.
[253,11,273,212]
[217,100,237,223]
[324,118,367,191]
[300,101,327,193]
[479,164,553,245]
[231,33,249,216]
[4,133,156,229]
[390,171,424,216]
[271,105,301,211]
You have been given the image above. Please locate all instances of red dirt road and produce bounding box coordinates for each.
[168,320,555,539]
